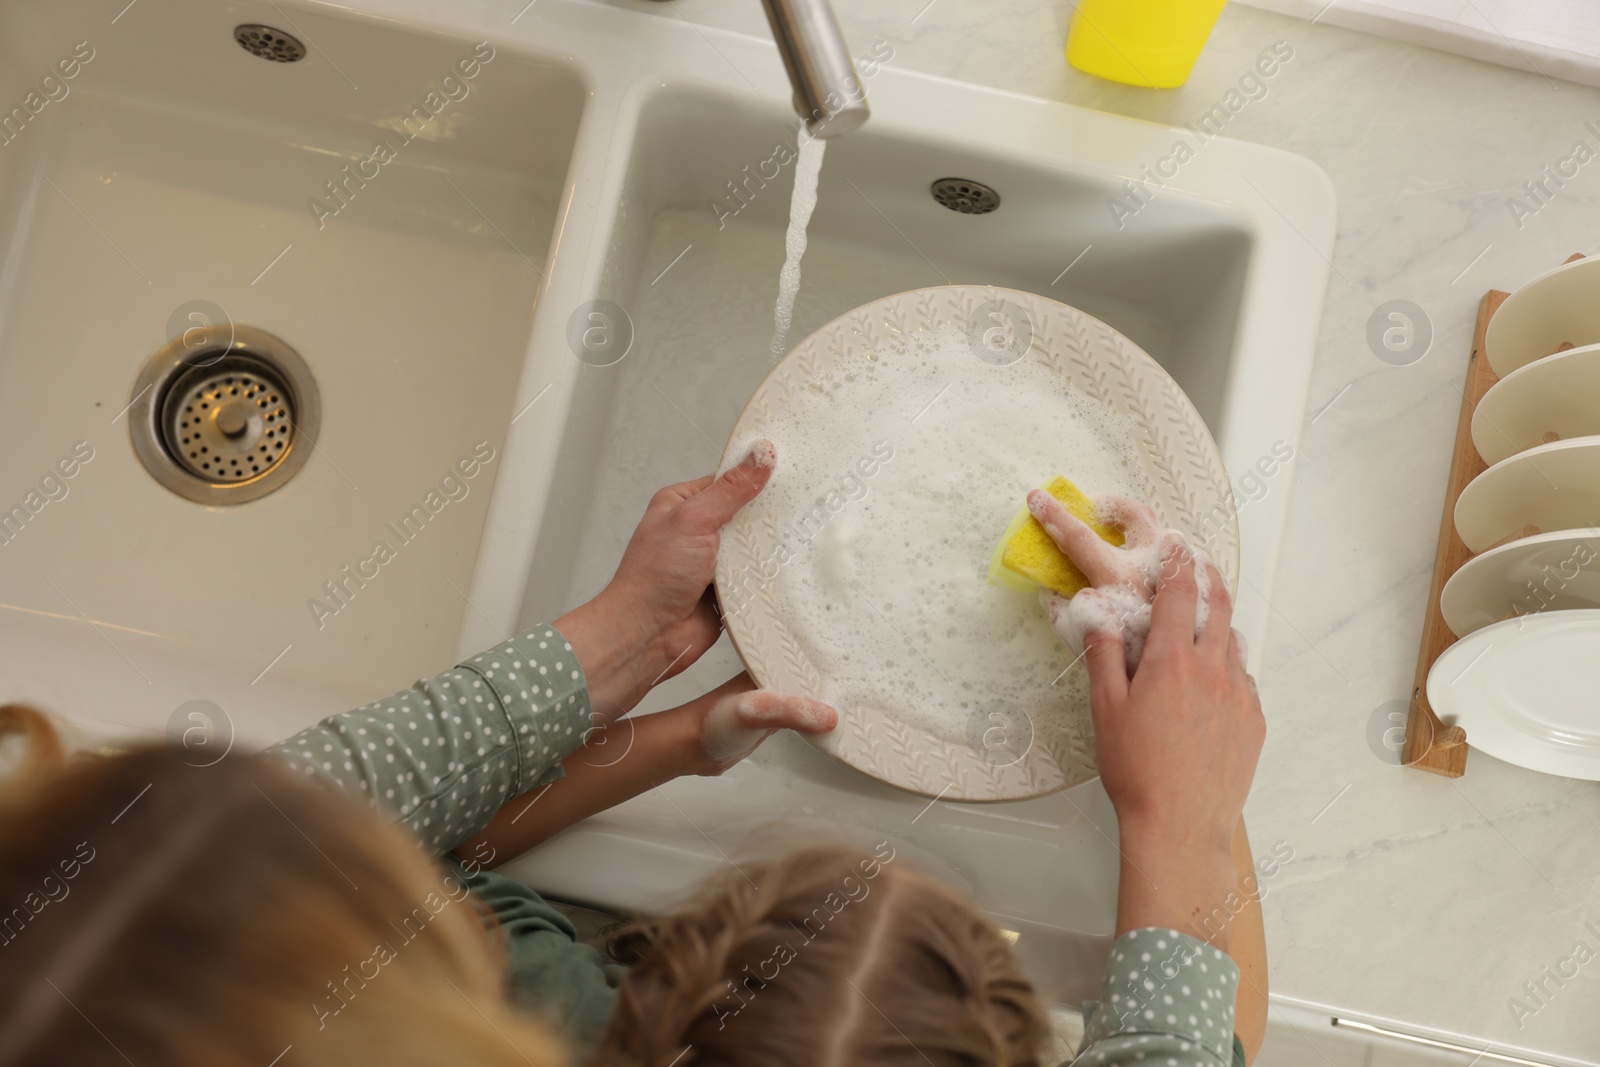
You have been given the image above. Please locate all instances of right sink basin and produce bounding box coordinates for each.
[499,27,1333,1004]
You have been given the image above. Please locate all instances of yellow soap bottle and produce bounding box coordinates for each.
[1066,0,1228,88]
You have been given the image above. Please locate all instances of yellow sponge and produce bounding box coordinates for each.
[987,476,1124,597]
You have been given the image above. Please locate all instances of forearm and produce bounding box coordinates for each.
[555,589,675,725]
[1230,820,1268,1064]
[267,624,593,855]
[455,705,699,865]
[1116,817,1238,951]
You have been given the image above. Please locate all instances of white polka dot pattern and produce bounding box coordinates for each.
[266,626,592,854]
[1073,928,1240,1067]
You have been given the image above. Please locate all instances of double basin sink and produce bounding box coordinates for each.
[0,0,1332,1004]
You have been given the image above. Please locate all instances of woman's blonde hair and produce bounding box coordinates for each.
[593,844,1050,1066]
[0,704,563,1067]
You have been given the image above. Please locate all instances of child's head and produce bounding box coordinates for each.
[0,704,562,1067]
[594,844,1050,1066]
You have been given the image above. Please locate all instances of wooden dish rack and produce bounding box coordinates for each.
[1402,254,1584,776]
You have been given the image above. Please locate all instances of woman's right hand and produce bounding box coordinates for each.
[1085,545,1262,848]
[1084,544,1265,944]
[1028,491,1213,675]
[555,442,778,722]
[1024,489,1257,838]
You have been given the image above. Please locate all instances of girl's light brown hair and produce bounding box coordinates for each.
[593,844,1050,1066]
[0,703,562,1067]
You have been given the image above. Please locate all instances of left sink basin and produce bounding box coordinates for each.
[0,0,583,742]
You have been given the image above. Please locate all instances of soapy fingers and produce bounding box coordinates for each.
[1027,490,1156,589]
[1082,629,1130,707]
[1035,495,1215,675]
[1096,494,1163,547]
[681,440,778,532]
[697,672,838,773]
[1027,489,1121,586]
[1147,541,1200,653]
[1087,560,1265,849]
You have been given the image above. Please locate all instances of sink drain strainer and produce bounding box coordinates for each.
[931,177,1000,215]
[234,24,307,63]
[129,326,320,505]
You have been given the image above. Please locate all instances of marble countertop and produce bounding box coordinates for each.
[606,1,1600,1063]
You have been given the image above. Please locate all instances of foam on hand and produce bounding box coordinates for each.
[1045,528,1213,675]
[700,688,837,769]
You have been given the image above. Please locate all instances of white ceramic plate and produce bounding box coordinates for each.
[1429,610,1600,780]
[714,285,1238,801]
[1484,257,1600,376]
[1472,343,1600,465]
[1454,438,1600,553]
[1439,529,1600,637]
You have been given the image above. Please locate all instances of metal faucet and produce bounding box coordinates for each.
[758,0,870,137]
[644,0,870,137]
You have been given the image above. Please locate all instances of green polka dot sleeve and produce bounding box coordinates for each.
[267,625,592,856]
[1073,928,1241,1067]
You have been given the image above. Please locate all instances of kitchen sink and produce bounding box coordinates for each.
[499,42,1332,1000]
[0,0,582,740]
[0,0,1332,1006]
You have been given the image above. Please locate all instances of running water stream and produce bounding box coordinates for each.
[768,133,827,359]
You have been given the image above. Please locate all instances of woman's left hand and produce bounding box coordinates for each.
[555,442,777,722]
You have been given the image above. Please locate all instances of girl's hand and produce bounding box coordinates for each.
[678,672,837,777]
[455,674,835,864]
[556,442,777,722]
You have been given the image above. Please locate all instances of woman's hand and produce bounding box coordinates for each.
[1088,545,1265,947]
[1028,491,1211,674]
[1088,546,1261,847]
[1030,487,1265,947]
[1028,491,1165,593]
[555,442,777,722]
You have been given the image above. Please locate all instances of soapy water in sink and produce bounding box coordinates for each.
[721,324,1155,750]
[769,134,826,360]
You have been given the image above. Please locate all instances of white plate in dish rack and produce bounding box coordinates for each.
[1439,529,1600,638]
[1471,344,1600,465]
[1429,610,1600,780]
[1453,438,1600,554]
[1484,256,1600,376]
[712,285,1238,801]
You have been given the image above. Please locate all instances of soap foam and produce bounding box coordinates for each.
[699,688,836,769]
[722,324,1155,751]
[1049,534,1213,675]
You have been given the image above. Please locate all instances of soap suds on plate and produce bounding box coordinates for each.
[721,324,1155,749]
